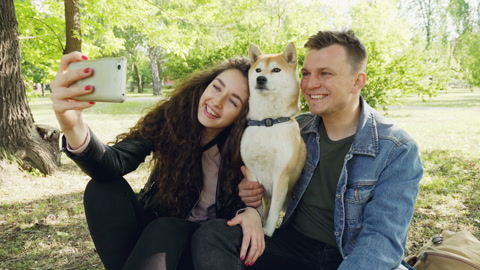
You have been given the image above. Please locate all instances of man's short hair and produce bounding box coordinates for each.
[304,30,367,73]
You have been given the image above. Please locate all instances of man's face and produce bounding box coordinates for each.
[300,44,360,120]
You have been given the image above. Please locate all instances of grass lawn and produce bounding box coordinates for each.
[1,88,479,269]
[385,89,480,254]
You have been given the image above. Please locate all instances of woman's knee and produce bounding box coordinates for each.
[83,177,140,223]
[84,178,133,204]
[143,218,200,242]
[192,219,241,249]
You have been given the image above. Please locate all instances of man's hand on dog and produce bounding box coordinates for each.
[239,166,264,208]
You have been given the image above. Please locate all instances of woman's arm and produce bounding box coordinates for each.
[62,129,153,180]
[50,52,96,148]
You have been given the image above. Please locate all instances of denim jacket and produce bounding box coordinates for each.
[283,96,423,270]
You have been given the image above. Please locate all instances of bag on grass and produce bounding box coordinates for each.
[406,230,480,270]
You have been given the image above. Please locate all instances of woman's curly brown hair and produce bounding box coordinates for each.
[115,57,250,218]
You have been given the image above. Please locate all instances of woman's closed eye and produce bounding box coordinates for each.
[229,97,238,107]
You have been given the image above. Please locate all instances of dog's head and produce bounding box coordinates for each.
[248,42,300,115]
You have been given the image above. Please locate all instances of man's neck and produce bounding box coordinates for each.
[322,103,361,141]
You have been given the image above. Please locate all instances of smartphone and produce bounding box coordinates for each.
[69,57,127,103]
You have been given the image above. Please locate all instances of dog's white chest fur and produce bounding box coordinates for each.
[240,42,307,236]
[241,121,303,193]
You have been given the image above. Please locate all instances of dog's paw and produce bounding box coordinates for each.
[263,227,274,237]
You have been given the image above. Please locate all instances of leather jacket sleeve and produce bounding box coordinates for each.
[62,129,153,180]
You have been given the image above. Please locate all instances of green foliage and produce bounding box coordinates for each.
[455,32,480,87]
[16,0,65,87]
[351,0,449,109]
[28,167,45,177]
[13,0,480,108]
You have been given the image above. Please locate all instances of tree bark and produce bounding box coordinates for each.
[130,81,135,92]
[0,0,60,174]
[64,0,82,53]
[149,46,162,96]
[133,64,143,93]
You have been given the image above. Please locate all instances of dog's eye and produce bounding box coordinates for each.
[255,68,261,73]
[272,68,281,73]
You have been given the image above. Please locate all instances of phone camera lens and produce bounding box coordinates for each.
[117,65,121,70]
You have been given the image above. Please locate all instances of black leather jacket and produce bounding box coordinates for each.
[62,129,242,219]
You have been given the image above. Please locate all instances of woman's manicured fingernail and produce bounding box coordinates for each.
[240,256,245,261]
[81,55,89,60]
[85,85,91,90]
[89,101,95,105]
[250,262,255,266]
[83,68,90,73]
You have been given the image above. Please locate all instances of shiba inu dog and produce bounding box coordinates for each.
[241,42,307,236]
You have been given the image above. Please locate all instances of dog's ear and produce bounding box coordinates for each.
[283,42,297,67]
[249,43,263,64]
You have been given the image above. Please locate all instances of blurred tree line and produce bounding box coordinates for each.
[2,0,478,174]
[15,0,480,107]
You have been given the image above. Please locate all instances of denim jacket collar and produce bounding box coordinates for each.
[300,96,378,157]
[351,96,379,157]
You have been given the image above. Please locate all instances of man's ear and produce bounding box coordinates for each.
[352,72,366,94]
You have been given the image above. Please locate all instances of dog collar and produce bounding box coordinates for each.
[246,117,291,127]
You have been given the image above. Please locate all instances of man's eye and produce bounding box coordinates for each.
[272,68,281,73]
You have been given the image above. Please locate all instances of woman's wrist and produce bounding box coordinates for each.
[63,122,89,149]
[236,207,262,225]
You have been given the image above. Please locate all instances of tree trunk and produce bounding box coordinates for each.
[129,81,135,92]
[149,46,162,96]
[64,0,82,54]
[133,64,143,93]
[0,0,61,175]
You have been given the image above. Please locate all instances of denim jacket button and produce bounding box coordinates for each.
[336,194,341,199]
[334,231,340,236]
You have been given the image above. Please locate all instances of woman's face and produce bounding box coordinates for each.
[197,68,249,139]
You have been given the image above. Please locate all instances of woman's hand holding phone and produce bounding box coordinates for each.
[50,51,95,149]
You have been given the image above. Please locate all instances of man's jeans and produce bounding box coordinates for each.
[192,219,343,270]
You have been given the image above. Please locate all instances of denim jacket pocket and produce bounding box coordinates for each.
[344,182,375,229]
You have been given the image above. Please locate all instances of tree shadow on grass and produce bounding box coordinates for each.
[421,149,480,204]
[407,149,480,255]
[0,192,103,270]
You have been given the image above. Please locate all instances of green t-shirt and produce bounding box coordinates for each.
[291,120,354,247]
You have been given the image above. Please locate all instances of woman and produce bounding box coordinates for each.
[50,52,263,270]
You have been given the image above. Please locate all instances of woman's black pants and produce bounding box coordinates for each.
[83,177,200,270]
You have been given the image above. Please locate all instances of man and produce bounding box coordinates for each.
[192,29,423,270]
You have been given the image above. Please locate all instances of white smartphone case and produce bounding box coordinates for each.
[69,58,127,103]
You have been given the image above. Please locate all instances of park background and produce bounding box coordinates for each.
[1,0,480,269]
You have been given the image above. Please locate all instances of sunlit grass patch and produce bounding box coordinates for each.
[86,99,160,115]
[406,148,480,256]
[420,150,480,193]
[401,88,480,108]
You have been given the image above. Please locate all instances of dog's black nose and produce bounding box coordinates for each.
[257,76,267,85]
